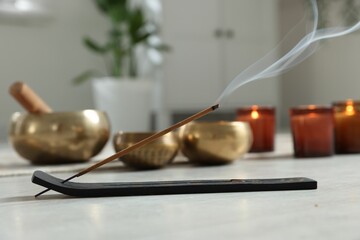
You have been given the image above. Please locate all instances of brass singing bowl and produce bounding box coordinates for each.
[179,121,253,164]
[113,132,179,169]
[9,110,110,164]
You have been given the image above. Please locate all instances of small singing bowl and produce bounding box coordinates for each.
[9,110,110,164]
[178,121,253,165]
[113,132,179,169]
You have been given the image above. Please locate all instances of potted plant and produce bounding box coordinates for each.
[73,0,169,133]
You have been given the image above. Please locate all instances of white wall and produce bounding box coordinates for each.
[311,37,360,103]
[0,0,108,141]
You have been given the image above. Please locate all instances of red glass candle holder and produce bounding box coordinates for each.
[290,105,334,158]
[333,100,360,153]
[236,106,275,152]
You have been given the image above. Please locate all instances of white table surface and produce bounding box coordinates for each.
[0,134,359,240]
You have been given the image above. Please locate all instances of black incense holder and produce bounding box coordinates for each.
[32,171,317,198]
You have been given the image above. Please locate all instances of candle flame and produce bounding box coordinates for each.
[346,99,354,105]
[251,110,259,119]
[307,105,317,118]
[307,105,316,110]
[346,104,355,116]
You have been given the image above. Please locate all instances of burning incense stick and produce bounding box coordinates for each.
[9,82,53,113]
[35,104,219,197]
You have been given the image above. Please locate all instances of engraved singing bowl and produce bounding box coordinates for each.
[113,132,179,169]
[9,110,110,164]
[178,121,253,164]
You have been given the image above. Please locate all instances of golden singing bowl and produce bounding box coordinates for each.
[179,121,253,164]
[9,110,110,164]
[113,132,179,169]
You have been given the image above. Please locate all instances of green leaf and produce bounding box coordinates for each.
[83,37,109,54]
[95,0,127,16]
[94,0,128,23]
[108,28,123,38]
[72,70,100,85]
[128,8,147,41]
[109,7,128,23]
[133,32,151,45]
[129,8,145,31]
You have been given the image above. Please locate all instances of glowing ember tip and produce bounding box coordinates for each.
[212,104,220,110]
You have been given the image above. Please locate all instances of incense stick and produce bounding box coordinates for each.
[35,104,219,197]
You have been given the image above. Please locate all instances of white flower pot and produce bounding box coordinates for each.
[91,77,154,133]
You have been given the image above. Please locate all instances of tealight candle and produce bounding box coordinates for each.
[290,105,334,158]
[333,100,360,153]
[236,106,275,152]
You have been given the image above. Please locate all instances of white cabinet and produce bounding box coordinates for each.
[161,0,280,111]
[221,0,280,107]
[160,0,222,110]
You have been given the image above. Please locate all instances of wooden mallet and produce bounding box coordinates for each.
[9,81,52,113]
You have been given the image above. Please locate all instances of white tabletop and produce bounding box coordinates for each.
[0,134,359,240]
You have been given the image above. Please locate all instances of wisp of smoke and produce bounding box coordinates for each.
[216,0,360,104]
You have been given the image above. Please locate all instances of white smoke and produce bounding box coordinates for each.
[216,0,360,103]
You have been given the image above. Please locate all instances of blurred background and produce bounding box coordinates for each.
[1,0,360,141]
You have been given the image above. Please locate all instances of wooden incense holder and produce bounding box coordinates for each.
[32,170,317,198]
[9,81,52,113]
